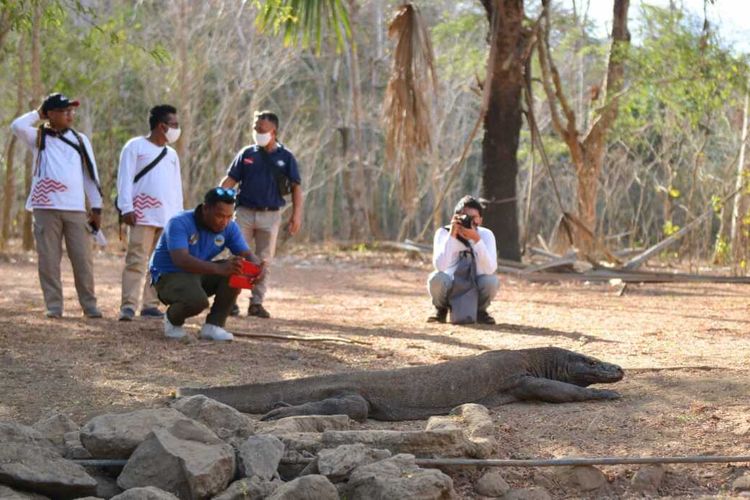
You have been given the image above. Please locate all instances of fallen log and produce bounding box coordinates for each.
[498,265,750,284]
[233,331,371,346]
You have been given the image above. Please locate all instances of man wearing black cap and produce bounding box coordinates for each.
[219,110,303,319]
[10,93,104,319]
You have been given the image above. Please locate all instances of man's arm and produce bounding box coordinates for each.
[80,134,103,229]
[169,249,241,276]
[219,176,238,189]
[287,183,303,235]
[432,227,463,272]
[116,141,138,226]
[10,110,41,149]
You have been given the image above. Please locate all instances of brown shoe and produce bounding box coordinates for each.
[426,308,448,323]
[248,303,271,319]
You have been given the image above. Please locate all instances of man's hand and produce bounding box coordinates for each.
[88,211,102,232]
[458,225,480,243]
[217,256,244,276]
[286,213,301,236]
[37,105,47,120]
[122,212,137,226]
[449,214,462,238]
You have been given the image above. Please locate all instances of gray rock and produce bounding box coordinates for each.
[212,477,282,500]
[552,465,607,492]
[32,412,79,449]
[237,434,285,480]
[259,414,353,434]
[116,419,235,499]
[426,404,496,458]
[630,464,665,495]
[734,473,750,492]
[475,470,510,497]
[63,431,92,459]
[80,408,195,459]
[504,487,552,500]
[266,475,338,500]
[170,395,254,441]
[86,468,123,499]
[347,453,455,499]
[110,486,180,499]
[0,421,97,498]
[317,444,391,482]
[322,428,475,458]
[0,485,49,499]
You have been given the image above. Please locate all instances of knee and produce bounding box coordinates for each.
[477,274,500,294]
[185,294,210,314]
[427,271,452,293]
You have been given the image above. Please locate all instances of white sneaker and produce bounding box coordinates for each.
[164,316,187,339]
[199,323,234,341]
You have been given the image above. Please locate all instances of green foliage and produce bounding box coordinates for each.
[431,8,486,79]
[713,234,729,264]
[663,220,680,236]
[254,0,351,54]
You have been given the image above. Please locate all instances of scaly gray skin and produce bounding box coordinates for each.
[177,347,624,422]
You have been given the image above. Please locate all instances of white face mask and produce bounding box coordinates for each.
[253,131,273,147]
[165,126,181,144]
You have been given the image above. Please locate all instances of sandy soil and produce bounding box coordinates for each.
[0,242,748,498]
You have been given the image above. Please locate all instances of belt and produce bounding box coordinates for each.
[247,206,280,212]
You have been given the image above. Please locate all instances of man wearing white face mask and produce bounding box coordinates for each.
[116,104,184,321]
[220,110,303,319]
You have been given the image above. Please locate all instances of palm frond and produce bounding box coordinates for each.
[256,0,351,54]
[383,3,438,214]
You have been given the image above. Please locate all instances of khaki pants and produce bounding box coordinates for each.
[121,225,162,312]
[154,272,239,327]
[32,209,97,315]
[235,206,282,305]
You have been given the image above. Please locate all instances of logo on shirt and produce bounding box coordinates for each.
[189,233,199,245]
[277,160,285,167]
[243,157,254,165]
[214,234,225,247]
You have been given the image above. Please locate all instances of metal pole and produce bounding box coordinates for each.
[415,455,750,468]
[71,455,750,469]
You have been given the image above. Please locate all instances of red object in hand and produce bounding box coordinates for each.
[228,260,262,289]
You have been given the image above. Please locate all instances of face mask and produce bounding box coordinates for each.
[165,126,181,144]
[253,131,273,147]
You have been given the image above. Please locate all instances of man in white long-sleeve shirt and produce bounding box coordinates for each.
[116,105,183,321]
[10,93,103,319]
[428,195,499,324]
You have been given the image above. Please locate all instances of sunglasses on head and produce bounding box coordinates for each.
[213,187,236,201]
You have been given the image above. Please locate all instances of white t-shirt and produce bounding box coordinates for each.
[11,110,103,212]
[432,226,498,277]
[116,136,183,228]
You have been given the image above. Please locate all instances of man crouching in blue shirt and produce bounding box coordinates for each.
[149,187,263,341]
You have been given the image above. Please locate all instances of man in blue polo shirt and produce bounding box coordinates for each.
[219,110,303,319]
[149,187,263,341]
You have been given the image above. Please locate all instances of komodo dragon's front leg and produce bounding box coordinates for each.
[512,376,621,403]
[260,393,370,422]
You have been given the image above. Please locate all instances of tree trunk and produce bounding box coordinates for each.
[480,0,526,261]
[343,6,370,242]
[730,88,749,272]
[23,1,43,251]
[175,0,193,204]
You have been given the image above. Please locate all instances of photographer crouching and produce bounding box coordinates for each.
[427,196,499,324]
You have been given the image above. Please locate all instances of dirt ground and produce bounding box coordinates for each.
[0,242,748,498]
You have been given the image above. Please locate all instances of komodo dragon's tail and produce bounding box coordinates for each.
[177,374,356,414]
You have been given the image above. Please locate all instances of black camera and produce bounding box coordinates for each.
[459,214,473,229]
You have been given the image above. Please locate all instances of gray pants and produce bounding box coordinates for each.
[121,224,162,312]
[427,271,499,312]
[235,206,282,305]
[33,209,97,315]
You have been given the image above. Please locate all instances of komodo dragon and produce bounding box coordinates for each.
[177,347,624,421]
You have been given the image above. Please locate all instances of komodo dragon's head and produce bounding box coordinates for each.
[545,348,625,387]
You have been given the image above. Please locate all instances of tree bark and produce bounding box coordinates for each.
[23,1,43,251]
[2,35,26,249]
[480,0,527,261]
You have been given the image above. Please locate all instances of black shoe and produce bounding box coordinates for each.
[477,310,496,324]
[248,303,271,319]
[229,303,240,317]
[426,308,448,323]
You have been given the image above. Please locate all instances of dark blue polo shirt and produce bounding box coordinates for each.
[226,143,301,209]
[149,205,250,282]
